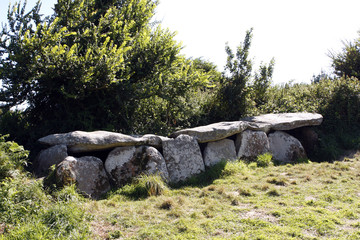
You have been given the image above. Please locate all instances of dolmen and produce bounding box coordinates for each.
[35,112,323,199]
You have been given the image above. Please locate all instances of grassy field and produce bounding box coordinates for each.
[2,150,360,239]
[84,152,360,240]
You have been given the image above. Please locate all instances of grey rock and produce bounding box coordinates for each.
[268,131,307,163]
[242,112,323,131]
[236,130,270,158]
[38,131,169,153]
[105,146,169,187]
[162,135,205,183]
[170,121,248,143]
[203,139,237,167]
[56,156,111,199]
[105,146,139,187]
[34,145,68,176]
[143,146,170,182]
[244,122,272,133]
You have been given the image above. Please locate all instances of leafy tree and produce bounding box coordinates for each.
[205,28,274,122]
[252,59,275,107]
[329,35,360,79]
[0,0,210,145]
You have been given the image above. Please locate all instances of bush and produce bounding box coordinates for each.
[0,135,29,182]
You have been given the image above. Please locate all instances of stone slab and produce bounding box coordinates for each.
[170,121,248,143]
[242,112,323,131]
[38,131,169,153]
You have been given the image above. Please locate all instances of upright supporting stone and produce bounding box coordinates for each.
[143,146,170,182]
[105,146,170,186]
[34,144,68,176]
[162,135,205,183]
[236,130,270,159]
[268,131,307,163]
[105,146,140,187]
[56,156,111,199]
[203,139,236,167]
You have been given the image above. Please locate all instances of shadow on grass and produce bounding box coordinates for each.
[169,160,227,189]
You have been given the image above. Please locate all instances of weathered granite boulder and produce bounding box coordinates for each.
[56,156,111,199]
[38,131,169,153]
[203,139,237,167]
[143,146,170,181]
[170,121,248,143]
[268,131,307,163]
[105,146,140,187]
[162,135,205,182]
[105,146,169,187]
[34,144,68,176]
[236,130,270,158]
[244,122,272,133]
[242,112,323,131]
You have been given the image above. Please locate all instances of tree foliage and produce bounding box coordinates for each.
[0,0,211,142]
[204,28,274,122]
[330,34,360,79]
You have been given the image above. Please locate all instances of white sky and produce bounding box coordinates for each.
[1,0,360,84]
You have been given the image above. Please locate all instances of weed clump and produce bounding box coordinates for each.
[115,174,168,199]
[256,153,273,167]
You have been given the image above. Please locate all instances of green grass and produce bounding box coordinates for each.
[85,153,360,239]
[2,143,360,239]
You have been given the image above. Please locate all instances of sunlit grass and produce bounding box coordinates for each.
[87,153,360,239]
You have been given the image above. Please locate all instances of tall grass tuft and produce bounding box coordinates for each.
[115,174,168,199]
[256,152,273,167]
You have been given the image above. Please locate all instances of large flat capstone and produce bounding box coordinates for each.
[242,112,323,131]
[170,121,248,143]
[38,131,169,153]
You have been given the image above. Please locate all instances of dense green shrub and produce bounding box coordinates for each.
[202,29,274,123]
[0,137,91,239]
[0,135,29,181]
[0,0,212,146]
